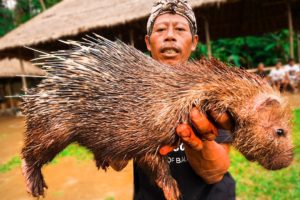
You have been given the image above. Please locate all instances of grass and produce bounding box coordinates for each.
[0,156,21,173]
[105,197,115,200]
[51,143,92,163]
[0,143,92,173]
[0,110,299,199]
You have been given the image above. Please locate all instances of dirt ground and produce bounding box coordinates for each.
[0,94,299,200]
[0,118,133,200]
[283,93,300,109]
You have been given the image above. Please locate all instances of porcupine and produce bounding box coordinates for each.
[21,34,293,200]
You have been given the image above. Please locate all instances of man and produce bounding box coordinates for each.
[132,1,235,200]
[269,61,286,92]
[284,58,300,93]
[255,62,268,79]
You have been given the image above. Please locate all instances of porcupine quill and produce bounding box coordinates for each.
[21,34,293,200]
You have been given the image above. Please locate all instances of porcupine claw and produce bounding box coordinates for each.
[156,176,181,200]
[136,154,181,200]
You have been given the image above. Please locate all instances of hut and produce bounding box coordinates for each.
[0,0,299,61]
[0,0,227,60]
[0,58,45,113]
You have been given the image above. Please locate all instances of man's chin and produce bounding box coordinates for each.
[164,61,180,66]
[160,57,181,66]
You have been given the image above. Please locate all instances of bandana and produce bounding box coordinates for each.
[146,0,197,35]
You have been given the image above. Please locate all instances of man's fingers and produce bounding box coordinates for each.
[176,124,203,151]
[209,111,233,131]
[190,107,218,139]
[159,146,174,155]
[190,107,210,133]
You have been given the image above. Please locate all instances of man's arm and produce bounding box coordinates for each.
[183,136,230,184]
[193,142,230,183]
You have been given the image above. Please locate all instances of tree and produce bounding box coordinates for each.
[0,0,61,36]
[192,30,295,68]
[0,0,15,36]
[14,0,61,25]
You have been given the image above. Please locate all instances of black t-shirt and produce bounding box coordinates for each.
[133,129,236,200]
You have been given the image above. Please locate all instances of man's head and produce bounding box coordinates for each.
[288,58,295,66]
[257,62,265,72]
[276,60,282,69]
[145,0,198,65]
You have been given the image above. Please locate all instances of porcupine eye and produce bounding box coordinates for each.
[276,129,285,137]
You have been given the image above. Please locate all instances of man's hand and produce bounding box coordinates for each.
[160,107,233,184]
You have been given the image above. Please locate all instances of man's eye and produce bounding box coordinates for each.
[176,28,186,31]
[156,28,165,32]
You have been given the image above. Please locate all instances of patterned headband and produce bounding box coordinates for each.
[147,0,197,35]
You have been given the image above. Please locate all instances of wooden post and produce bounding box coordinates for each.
[19,59,28,93]
[297,30,300,63]
[204,18,212,58]
[39,0,46,11]
[6,83,14,108]
[129,29,135,46]
[287,1,294,59]
[118,33,123,41]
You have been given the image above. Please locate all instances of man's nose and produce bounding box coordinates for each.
[164,27,176,42]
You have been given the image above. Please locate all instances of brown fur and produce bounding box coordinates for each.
[21,35,293,200]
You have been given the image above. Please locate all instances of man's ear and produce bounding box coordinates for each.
[191,34,199,51]
[145,35,151,52]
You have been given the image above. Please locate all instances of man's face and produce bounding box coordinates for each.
[145,13,198,66]
[258,63,264,71]
[289,60,295,66]
[276,62,282,69]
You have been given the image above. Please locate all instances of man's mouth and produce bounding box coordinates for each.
[160,47,180,57]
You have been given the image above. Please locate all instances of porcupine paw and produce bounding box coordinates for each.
[95,159,110,171]
[22,159,48,197]
[156,176,181,200]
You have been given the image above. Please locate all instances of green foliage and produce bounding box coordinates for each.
[14,0,61,25]
[190,43,208,60]
[229,109,300,199]
[0,0,61,36]
[0,0,15,36]
[192,30,295,68]
[293,109,300,145]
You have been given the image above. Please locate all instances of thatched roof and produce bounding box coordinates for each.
[0,58,46,78]
[197,0,300,40]
[0,0,225,58]
[0,0,299,59]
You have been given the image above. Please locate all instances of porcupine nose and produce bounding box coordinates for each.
[264,151,293,170]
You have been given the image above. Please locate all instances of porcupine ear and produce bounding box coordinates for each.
[261,98,280,107]
[254,96,281,110]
